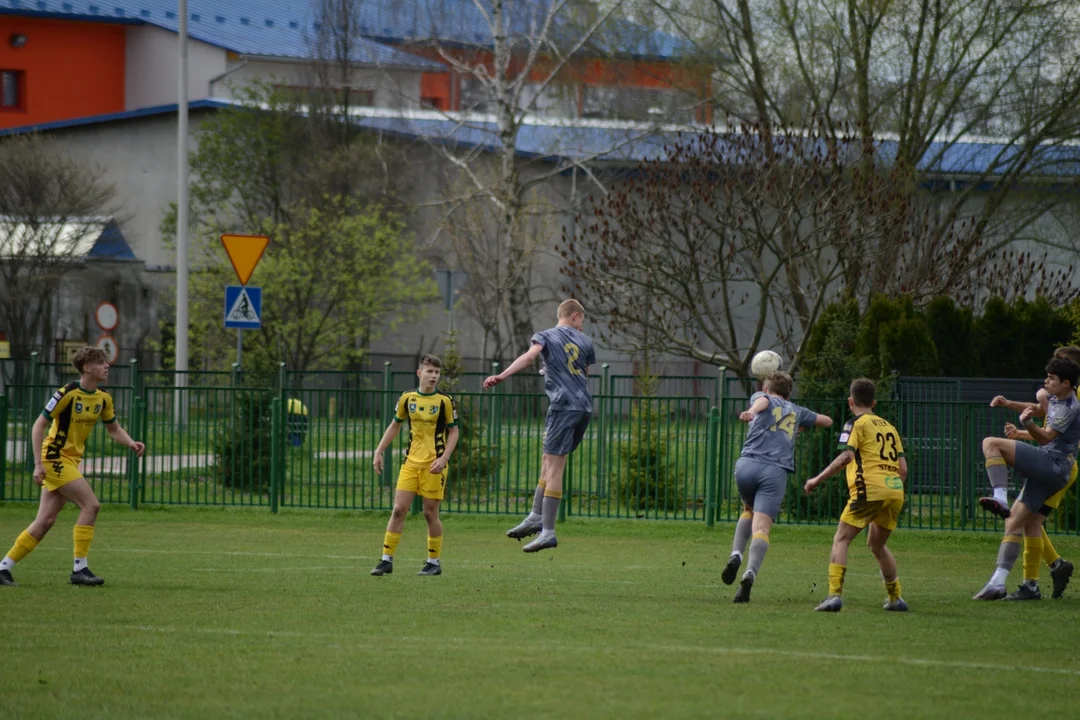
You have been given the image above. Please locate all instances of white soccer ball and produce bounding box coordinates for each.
[750,350,783,380]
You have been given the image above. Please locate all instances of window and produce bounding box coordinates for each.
[1,70,25,111]
[581,86,696,123]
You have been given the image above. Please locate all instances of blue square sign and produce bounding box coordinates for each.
[224,286,262,329]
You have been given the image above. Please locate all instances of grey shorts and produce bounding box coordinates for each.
[543,409,591,456]
[1014,443,1070,513]
[734,457,789,520]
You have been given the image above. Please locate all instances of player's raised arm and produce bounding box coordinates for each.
[803,450,854,494]
[483,343,542,388]
[739,395,770,422]
[991,394,1045,418]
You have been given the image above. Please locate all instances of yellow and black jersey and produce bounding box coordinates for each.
[394,390,457,468]
[40,382,116,462]
[837,413,905,502]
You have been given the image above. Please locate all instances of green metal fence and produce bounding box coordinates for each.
[2,364,1077,533]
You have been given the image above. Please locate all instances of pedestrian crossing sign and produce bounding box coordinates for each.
[224,286,262,329]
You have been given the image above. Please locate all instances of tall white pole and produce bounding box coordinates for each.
[174,0,189,423]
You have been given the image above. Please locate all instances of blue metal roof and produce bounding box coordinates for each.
[353,1,688,60]
[0,0,445,68]
[352,115,1080,178]
[87,221,137,260]
[0,99,230,137]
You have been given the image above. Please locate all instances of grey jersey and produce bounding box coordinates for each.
[739,392,819,472]
[532,326,595,412]
[1043,392,1080,462]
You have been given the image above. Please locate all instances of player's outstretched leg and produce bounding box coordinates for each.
[722,509,752,585]
[978,439,1012,519]
[507,480,545,540]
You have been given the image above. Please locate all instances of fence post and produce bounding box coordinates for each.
[596,363,609,498]
[25,351,39,472]
[381,362,393,488]
[714,366,728,524]
[270,397,281,514]
[128,397,142,510]
[489,361,502,502]
[140,394,149,505]
[0,393,7,502]
[130,358,140,400]
[705,406,719,527]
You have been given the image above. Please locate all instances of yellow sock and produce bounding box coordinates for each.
[6,530,39,563]
[427,535,443,560]
[884,578,902,601]
[1023,535,1043,582]
[543,489,563,499]
[740,510,753,521]
[1041,527,1061,566]
[73,525,94,560]
[828,563,846,596]
[382,531,401,558]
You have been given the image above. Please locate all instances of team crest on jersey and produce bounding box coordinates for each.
[409,402,417,413]
[74,401,84,413]
[94,404,101,414]
[429,405,438,414]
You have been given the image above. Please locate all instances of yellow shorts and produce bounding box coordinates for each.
[396,463,447,501]
[1044,461,1077,511]
[840,497,904,530]
[43,456,82,492]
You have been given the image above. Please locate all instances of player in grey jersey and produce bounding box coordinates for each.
[974,356,1080,601]
[484,299,596,552]
[723,371,833,603]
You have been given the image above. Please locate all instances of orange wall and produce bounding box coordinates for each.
[0,17,126,129]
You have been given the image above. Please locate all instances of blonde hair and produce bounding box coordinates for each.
[557,299,585,319]
[72,346,107,373]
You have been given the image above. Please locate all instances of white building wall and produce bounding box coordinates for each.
[209,59,425,108]
[125,26,228,109]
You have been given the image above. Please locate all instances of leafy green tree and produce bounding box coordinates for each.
[924,297,975,378]
[162,84,436,372]
[798,299,870,399]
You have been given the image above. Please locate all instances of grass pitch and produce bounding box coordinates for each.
[1,505,1078,719]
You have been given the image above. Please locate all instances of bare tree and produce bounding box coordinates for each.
[656,0,1080,302]
[0,134,116,358]
[392,0,701,358]
[562,121,911,374]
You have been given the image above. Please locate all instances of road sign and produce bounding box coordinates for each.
[224,286,262,329]
[95,301,118,331]
[221,234,269,285]
[95,333,119,363]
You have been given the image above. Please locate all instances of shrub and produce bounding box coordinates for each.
[214,389,275,493]
[613,397,685,513]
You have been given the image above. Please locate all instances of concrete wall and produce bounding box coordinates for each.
[125,26,228,108]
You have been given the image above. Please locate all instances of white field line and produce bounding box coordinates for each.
[7,620,1079,677]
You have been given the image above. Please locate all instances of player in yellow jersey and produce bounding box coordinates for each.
[804,378,909,612]
[370,355,459,577]
[983,345,1080,599]
[0,347,145,587]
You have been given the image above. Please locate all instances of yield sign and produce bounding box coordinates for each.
[221,234,269,285]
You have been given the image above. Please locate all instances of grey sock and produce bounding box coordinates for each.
[732,516,753,557]
[542,495,561,532]
[987,462,1009,490]
[531,483,545,516]
[996,540,1021,572]
[746,536,769,578]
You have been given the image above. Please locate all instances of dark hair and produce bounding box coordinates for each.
[418,354,442,369]
[72,346,107,373]
[850,378,876,407]
[764,371,793,399]
[1054,346,1080,366]
[1046,357,1080,388]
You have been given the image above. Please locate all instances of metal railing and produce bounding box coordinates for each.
[2,361,1074,533]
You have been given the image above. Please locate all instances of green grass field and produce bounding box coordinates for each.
[1,506,1079,719]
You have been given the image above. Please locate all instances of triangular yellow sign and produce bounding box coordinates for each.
[220,234,269,285]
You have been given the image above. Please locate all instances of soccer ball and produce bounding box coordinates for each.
[750,350,783,380]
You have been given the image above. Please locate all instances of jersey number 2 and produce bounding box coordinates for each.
[564,343,585,377]
[876,432,898,461]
